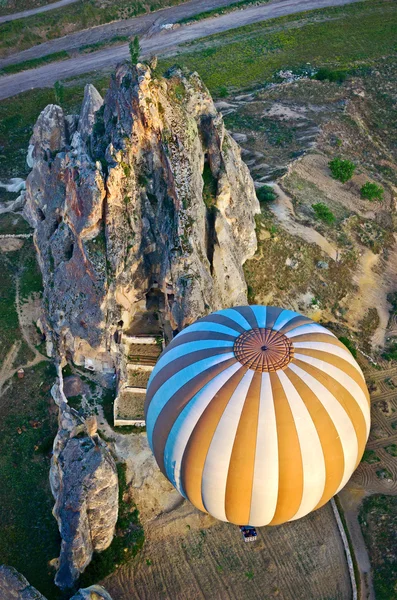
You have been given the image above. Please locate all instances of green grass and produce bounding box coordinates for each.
[0,0,185,57]
[202,162,217,208]
[0,75,109,181]
[0,362,62,600]
[338,336,357,358]
[160,1,397,96]
[0,213,32,234]
[0,50,69,75]
[178,0,271,24]
[385,444,397,457]
[359,495,397,600]
[361,449,380,464]
[312,202,335,224]
[0,252,19,362]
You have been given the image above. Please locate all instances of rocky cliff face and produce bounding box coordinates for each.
[0,565,47,600]
[50,382,118,590]
[25,63,259,368]
[0,565,114,600]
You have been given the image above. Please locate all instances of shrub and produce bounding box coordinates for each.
[218,86,229,98]
[129,36,141,65]
[329,157,356,183]
[360,181,384,201]
[315,67,347,83]
[312,202,335,224]
[53,80,64,106]
[339,336,357,358]
[256,185,277,204]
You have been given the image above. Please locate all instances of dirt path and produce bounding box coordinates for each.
[0,0,362,100]
[0,275,47,397]
[270,183,339,259]
[338,486,375,600]
[345,240,397,349]
[0,0,78,24]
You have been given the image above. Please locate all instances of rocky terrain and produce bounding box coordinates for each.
[50,378,118,589]
[24,62,259,372]
[0,564,113,600]
[19,61,261,592]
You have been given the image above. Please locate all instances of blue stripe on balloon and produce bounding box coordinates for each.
[177,322,241,338]
[219,307,253,330]
[163,361,242,496]
[273,309,301,331]
[146,352,235,449]
[154,340,235,374]
[249,305,268,328]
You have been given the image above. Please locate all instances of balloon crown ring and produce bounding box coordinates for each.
[233,327,294,373]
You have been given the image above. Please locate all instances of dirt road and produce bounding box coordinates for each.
[0,0,78,25]
[0,0,361,100]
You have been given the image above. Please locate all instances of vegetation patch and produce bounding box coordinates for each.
[0,50,69,75]
[160,1,397,95]
[359,495,397,600]
[339,336,357,358]
[361,449,380,464]
[360,181,384,201]
[312,202,335,224]
[256,185,277,204]
[0,0,187,57]
[328,157,356,183]
[0,362,61,600]
[384,444,397,457]
[178,0,271,24]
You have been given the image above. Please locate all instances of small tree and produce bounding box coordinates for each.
[312,202,335,224]
[329,157,356,183]
[361,181,384,201]
[256,185,277,204]
[53,80,64,106]
[129,36,141,65]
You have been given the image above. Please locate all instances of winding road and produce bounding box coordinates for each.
[0,0,361,100]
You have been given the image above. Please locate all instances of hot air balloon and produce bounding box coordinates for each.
[144,306,370,527]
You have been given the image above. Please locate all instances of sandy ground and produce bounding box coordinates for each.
[104,499,351,600]
[0,0,362,99]
[270,183,338,259]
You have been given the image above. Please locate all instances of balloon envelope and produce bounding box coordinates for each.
[145,306,370,526]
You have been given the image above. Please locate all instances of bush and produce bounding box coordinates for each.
[256,185,277,204]
[315,67,347,83]
[329,157,356,183]
[360,181,384,201]
[339,336,357,358]
[129,36,141,65]
[312,202,335,224]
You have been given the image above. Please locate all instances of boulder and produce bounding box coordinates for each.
[0,565,47,599]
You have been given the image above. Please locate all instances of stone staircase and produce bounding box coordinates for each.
[113,335,163,427]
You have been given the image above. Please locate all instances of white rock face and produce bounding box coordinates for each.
[50,383,118,590]
[24,65,259,366]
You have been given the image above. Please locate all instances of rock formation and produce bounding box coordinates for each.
[70,584,114,600]
[0,565,47,599]
[25,62,259,370]
[0,565,114,600]
[50,380,118,590]
[23,62,260,588]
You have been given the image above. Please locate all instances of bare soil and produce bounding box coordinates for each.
[104,500,351,600]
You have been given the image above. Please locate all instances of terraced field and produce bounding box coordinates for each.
[104,500,351,600]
